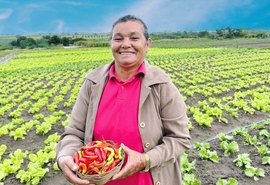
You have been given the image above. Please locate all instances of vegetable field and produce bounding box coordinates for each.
[0,47,270,185]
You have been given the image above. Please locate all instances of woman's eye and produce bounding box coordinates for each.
[113,38,122,41]
[131,37,139,40]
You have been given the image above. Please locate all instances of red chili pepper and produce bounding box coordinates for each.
[94,140,113,148]
[73,152,79,165]
[103,165,111,172]
[111,159,120,169]
[84,155,98,161]
[94,148,102,162]
[93,160,105,168]
[88,162,94,171]
[88,141,96,146]
[99,148,107,161]
[83,149,95,156]
[79,157,90,166]
[113,144,119,154]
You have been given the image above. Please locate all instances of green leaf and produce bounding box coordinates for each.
[256,168,265,177]
[244,167,255,177]
[262,156,270,164]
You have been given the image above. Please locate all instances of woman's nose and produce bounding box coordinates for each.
[121,38,131,48]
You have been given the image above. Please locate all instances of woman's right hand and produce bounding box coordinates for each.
[58,155,94,185]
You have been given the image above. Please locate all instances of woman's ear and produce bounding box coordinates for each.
[145,38,152,53]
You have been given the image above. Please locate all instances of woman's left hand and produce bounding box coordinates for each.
[112,144,146,180]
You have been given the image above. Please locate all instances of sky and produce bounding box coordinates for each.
[0,0,270,35]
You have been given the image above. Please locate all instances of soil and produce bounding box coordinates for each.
[189,114,270,185]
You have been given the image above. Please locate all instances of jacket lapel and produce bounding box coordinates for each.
[139,61,169,110]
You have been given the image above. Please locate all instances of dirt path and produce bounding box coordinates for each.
[0,52,18,64]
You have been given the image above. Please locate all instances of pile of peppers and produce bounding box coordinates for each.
[74,140,123,175]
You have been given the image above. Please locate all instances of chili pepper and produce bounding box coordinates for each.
[106,157,114,166]
[93,160,105,168]
[87,163,94,171]
[83,149,95,156]
[79,157,90,166]
[111,159,120,169]
[78,151,82,158]
[103,165,111,172]
[95,140,102,145]
[113,144,119,154]
[79,163,87,174]
[84,155,98,161]
[118,147,123,160]
[94,142,112,148]
[73,152,79,165]
[99,148,107,161]
[104,147,115,161]
[88,141,96,146]
[92,167,100,174]
[94,148,102,162]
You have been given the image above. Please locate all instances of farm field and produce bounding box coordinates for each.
[0,47,270,185]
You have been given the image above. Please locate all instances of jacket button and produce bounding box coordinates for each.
[156,181,161,185]
[144,142,150,148]
[140,122,146,128]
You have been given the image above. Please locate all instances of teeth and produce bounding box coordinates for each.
[120,52,133,54]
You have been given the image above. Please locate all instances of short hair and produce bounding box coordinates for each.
[110,15,149,40]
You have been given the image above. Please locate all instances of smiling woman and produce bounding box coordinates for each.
[55,14,191,185]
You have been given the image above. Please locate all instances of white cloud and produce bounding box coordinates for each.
[55,20,65,33]
[0,8,13,20]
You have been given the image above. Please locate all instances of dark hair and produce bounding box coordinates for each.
[110,15,149,40]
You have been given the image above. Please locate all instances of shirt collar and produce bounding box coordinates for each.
[108,62,146,82]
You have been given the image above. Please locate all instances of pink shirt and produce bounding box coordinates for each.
[93,63,153,185]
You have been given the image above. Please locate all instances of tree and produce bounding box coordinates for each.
[49,35,61,45]
[198,31,210,38]
[61,37,70,46]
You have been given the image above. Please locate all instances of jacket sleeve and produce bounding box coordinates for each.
[55,79,92,159]
[146,81,191,168]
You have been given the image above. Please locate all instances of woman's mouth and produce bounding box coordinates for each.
[119,51,135,55]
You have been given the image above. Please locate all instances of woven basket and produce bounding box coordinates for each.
[76,141,125,185]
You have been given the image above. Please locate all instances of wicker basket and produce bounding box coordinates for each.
[76,141,125,185]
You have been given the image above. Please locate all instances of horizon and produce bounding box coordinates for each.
[1,28,270,37]
[1,0,270,35]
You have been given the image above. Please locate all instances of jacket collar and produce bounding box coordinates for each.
[85,60,170,86]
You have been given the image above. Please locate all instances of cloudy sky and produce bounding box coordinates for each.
[0,0,269,35]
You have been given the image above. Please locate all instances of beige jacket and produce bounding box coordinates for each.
[55,61,191,185]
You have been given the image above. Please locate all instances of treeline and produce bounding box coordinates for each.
[9,35,111,49]
[5,28,270,49]
[9,35,87,49]
[150,28,269,40]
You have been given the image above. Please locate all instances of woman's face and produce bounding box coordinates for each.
[111,21,151,69]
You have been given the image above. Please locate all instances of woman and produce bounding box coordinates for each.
[55,15,191,185]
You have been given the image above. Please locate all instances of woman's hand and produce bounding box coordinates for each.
[58,155,94,185]
[112,144,146,180]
